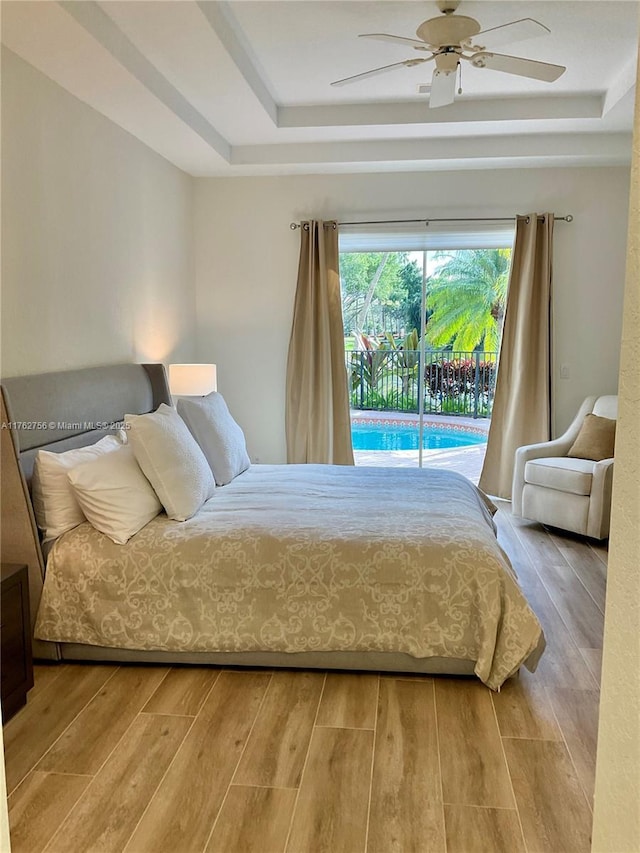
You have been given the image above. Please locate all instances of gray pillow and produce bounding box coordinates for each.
[125,404,215,521]
[177,393,250,486]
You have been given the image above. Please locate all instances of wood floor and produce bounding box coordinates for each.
[4,504,605,853]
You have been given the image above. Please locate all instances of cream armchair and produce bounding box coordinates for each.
[512,395,617,540]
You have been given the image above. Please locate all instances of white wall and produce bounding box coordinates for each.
[1,48,196,377]
[194,166,630,464]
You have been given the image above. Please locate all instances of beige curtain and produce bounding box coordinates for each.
[285,220,354,465]
[479,213,554,498]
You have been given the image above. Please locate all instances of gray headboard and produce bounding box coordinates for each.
[3,363,170,483]
[0,362,171,658]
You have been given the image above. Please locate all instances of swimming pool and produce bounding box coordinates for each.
[351,421,487,451]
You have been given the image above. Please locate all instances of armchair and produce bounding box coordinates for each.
[512,395,617,540]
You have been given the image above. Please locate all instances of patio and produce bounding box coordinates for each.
[351,412,489,485]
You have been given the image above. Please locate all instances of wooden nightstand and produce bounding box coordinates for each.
[1,563,34,722]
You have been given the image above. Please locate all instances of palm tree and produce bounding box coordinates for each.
[426,248,511,352]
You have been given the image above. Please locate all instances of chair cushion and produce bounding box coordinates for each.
[524,457,596,496]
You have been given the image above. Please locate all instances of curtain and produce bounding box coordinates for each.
[479,213,554,499]
[285,221,354,465]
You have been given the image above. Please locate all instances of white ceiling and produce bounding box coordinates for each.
[2,0,638,176]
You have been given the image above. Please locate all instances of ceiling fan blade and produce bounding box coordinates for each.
[429,67,457,108]
[470,51,566,82]
[359,32,431,50]
[331,58,430,87]
[463,18,550,51]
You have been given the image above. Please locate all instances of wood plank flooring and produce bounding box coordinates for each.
[4,503,605,853]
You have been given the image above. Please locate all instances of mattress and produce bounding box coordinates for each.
[34,464,544,690]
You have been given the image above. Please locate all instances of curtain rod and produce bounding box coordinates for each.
[289,214,573,230]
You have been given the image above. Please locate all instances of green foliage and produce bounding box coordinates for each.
[340,248,510,349]
[349,332,420,411]
[350,332,391,393]
[383,329,421,396]
[399,259,426,334]
[340,252,419,335]
[426,248,511,351]
[350,347,498,416]
[424,357,497,416]
[341,247,508,418]
[437,395,492,417]
[349,385,418,413]
[384,328,420,366]
[424,357,497,396]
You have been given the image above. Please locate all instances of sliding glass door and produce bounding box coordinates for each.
[339,221,514,478]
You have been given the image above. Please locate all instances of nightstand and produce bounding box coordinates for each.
[1,563,34,722]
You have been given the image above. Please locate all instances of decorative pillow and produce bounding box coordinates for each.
[68,445,162,544]
[177,392,250,486]
[567,413,616,462]
[125,403,215,521]
[32,434,124,542]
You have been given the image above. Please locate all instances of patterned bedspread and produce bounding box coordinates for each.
[35,464,544,689]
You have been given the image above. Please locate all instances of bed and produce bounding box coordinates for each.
[0,363,544,691]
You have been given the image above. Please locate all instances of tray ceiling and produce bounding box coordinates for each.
[2,0,638,175]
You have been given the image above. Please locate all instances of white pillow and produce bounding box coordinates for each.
[177,393,250,486]
[68,445,162,545]
[125,403,215,522]
[32,434,123,542]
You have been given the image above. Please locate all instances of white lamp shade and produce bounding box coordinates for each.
[169,364,217,396]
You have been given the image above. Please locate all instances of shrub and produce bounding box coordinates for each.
[349,346,497,416]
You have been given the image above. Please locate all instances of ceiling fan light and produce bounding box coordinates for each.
[435,52,459,73]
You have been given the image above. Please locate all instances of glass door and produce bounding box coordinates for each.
[339,222,514,482]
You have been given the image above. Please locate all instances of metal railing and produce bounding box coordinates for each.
[347,349,498,418]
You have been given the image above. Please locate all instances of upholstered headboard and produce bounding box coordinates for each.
[0,363,171,659]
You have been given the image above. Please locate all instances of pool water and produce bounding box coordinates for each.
[351,422,487,451]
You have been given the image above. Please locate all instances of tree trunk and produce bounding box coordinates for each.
[356,253,389,332]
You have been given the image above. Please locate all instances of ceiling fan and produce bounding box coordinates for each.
[331,0,566,108]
